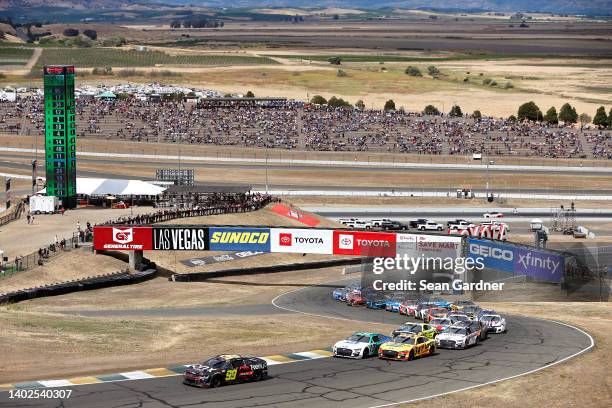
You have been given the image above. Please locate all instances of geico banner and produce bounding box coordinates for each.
[467,238,565,282]
[209,227,271,252]
[397,234,462,258]
[270,228,333,254]
[333,231,397,257]
[152,227,209,250]
[94,226,153,250]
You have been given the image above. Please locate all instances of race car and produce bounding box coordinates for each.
[365,296,387,309]
[475,309,497,321]
[424,307,449,323]
[429,318,453,334]
[183,355,267,388]
[399,300,419,316]
[429,297,453,309]
[385,295,405,313]
[480,314,507,333]
[455,320,488,341]
[333,332,391,359]
[461,305,482,319]
[347,291,365,306]
[447,313,471,325]
[451,300,475,311]
[332,287,350,301]
[392,322,437,339]
[436,326,479,349]
[378,334,436,361]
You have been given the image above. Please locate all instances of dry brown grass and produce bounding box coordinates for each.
[0,249,126,294]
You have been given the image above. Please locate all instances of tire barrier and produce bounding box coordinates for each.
[0,269,157,305]
[170,258,366,282]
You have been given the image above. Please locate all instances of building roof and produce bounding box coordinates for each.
[165,184,252,194]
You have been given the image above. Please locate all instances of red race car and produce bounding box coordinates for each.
[425,307,449,323]
[347,291,365,306]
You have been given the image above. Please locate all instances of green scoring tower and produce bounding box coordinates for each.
[43,65,77,209]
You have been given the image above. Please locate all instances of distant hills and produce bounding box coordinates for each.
[2,0,611,16]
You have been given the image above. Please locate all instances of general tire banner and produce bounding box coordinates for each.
[209,227,271,252]
[270,204,320,227]
[333,231,397,257]
[467,238,565,282]
[93,226,153,250]
[152,227,209,251]
[270,228,333,254]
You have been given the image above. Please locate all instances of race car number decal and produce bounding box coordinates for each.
[225,369,237,381]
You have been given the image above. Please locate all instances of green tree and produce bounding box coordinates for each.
[609,108,612,127]
[449,105,462,117]
[544,106,558,124]
[384,99,396,111]
[328,96,351,108]
[328,56,341,65]
[508,114,517,122]
[517,101,542,121]
[83,29,97,40]
[405,66,422,77]
[558,103,578,124]
[245,90,255,97]
[472,110,482,119]
[355,100,365,109]
[427,65,440,77]
[310,95,327,105]
[592,106,608,128]
[423,105,440,115]
[336,69,347,77]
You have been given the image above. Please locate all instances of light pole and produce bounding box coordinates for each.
[486,160,495,195]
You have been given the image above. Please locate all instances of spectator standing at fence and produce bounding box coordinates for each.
[60,207,65,216]
[76,221,81,232]
[26,214,31,224]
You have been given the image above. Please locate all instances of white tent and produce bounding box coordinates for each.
[38,178,166,196]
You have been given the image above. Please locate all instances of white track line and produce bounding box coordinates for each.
[271,285,596,408]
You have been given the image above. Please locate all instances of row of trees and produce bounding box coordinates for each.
[518,101,612,127]
[170,17,224,29]
[310,95,353,108]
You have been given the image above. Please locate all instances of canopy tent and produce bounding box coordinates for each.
[38,178,166,196]
[96,91,117,99]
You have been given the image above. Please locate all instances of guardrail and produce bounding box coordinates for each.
[0,200,25,227]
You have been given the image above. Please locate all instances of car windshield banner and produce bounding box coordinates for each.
[209,227,271,252]
[152,227,209,251]
[467,238,565,282]
[94,226,153,250]
[333,231,397,257]
[270,228,333,254]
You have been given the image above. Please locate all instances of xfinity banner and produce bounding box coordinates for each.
[467,238,565,282]
[270,228,333,254]
[209,227,271,252]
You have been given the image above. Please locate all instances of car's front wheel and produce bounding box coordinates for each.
[408,350,415,361]
[428,345,435,355]
[362,348,369,358]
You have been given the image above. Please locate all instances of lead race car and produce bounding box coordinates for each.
[183,355,268,388]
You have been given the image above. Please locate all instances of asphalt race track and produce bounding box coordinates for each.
[0,281,593,408]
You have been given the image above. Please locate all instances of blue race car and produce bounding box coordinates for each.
[366,297,386,309]
[429,297,452,309]
[385,295,405,312]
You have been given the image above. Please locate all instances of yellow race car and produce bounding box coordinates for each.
[378,334,436,361]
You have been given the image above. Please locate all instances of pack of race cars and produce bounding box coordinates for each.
[331,285,507,359]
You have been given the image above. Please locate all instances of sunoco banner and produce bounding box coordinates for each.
[209,227,271,252]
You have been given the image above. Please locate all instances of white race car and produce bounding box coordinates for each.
[480,314,507,333]
[483,212,504,218]
[435,326,479,349]
[332,332,390,359]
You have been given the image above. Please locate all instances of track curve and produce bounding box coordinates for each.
[1,282,593,408]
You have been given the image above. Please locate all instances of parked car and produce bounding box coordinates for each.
[409,218,429,228]
[417,221,444,231]
[483,212,504,218]
[381,220,409,231]
[370,218,393,228]
[447,219,475,230]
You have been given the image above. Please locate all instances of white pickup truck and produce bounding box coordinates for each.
[345,220,373,229]
[417,221,444,231]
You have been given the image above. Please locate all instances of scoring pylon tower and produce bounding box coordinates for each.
[43,65,77,209]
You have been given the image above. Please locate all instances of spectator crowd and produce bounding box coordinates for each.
[1,97,609,159]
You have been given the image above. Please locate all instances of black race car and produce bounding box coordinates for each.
[183,354,268,388]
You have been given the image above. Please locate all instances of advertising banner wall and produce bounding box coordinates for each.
[333,231,397,257]
[467,238,565,282]
[208,227,271,252]
[270,228,333,254]
[396,234,462,258]
[181,251,264,267]
[152,227,209,251]
[93,226,153,250]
